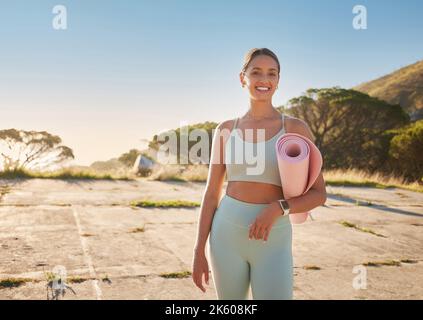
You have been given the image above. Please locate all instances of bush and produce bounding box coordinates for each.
[387,120,423,182]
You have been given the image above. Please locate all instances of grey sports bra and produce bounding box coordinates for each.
[224,112,286,187]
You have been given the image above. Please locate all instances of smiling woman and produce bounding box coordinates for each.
[192,47,327,300]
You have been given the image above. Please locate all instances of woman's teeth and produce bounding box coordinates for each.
[256,86,270,91]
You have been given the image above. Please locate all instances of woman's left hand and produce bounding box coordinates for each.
[248,201,283,241]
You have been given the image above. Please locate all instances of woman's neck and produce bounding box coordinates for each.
[245,99,278,119]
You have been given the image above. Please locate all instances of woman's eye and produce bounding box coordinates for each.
[251,71,276,77]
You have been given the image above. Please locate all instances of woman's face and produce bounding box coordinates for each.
[240,54,280,101]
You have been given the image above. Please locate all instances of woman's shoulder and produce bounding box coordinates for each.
[284,114,303,129]
[211,119,237,145]
[284,114,315,142]
[215,118,237,132]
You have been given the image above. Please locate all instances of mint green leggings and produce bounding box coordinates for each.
[207,194,293,300]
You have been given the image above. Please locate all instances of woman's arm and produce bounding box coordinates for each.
[249,116,328,241]
[279,172,326,214]
[250,168,326,240]
[193,120,232,252]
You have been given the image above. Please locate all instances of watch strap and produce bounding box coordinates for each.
[278,199,290,215]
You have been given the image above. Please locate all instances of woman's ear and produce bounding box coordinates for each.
[239,72,245,87]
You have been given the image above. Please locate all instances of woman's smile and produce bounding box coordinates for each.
[255,86,271,93]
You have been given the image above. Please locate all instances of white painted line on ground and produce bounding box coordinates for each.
[71,206,103,300]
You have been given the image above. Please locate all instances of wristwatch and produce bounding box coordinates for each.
[277,199,290,216]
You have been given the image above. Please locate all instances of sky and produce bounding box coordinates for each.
[1,0,422,166]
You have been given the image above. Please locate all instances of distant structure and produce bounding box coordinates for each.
[132,154,154,176]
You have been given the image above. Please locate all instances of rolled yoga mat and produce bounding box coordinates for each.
[275,133,323,224]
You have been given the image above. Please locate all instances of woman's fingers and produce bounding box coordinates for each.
[192,253,210,292]
[256,225,265,239]
[263,228,270,241]
[249,221,272,240]
[248,222,256,239]
[194,273,205,292]
[250,221,269,240]
[192,263,207,292]
[204,269,209,285]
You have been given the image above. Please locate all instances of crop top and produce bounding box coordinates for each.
[224,112,285,187]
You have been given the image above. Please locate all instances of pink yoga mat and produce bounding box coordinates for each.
[275,133,323,224]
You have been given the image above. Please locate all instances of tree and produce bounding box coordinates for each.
[285,87,410,171]
[118,149,141,168]
[386,120,423,182]
[0,129,74,171]
[149,121,218,165]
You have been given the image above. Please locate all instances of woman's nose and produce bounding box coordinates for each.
[256,74,273,82]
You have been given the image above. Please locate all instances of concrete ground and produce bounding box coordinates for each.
[0,178,422,300]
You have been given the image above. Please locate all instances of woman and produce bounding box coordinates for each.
[191,48,327,300]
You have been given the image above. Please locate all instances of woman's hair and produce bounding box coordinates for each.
[241,48,280,75]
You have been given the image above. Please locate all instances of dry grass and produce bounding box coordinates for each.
[148,165,186,182]
[148,165,422,193]
[303,265,321,270]
[129,226,145,233]
[0,168,134,181]
[130,199,200,208]
[180,164,209,182]
[400,259,418,264]
[339,220,387,238]
[0,185,11,195]
[363,260,402,267]
[0,277,32,289]
[323,168,422,193]
[67,275,89,284]
[2,164,420,195]
[0,185,11,202]
[148,164,208,182]
[159,271,192,279]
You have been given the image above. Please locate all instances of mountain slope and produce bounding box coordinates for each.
[354,60,423,114]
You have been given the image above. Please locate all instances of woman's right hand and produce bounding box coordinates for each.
[191,249,210,293]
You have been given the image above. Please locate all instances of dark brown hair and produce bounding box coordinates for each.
[241,48,280,75]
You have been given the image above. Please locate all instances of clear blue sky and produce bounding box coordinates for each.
[1,0,422,165]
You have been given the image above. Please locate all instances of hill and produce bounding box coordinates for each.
[354,60,423,117]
